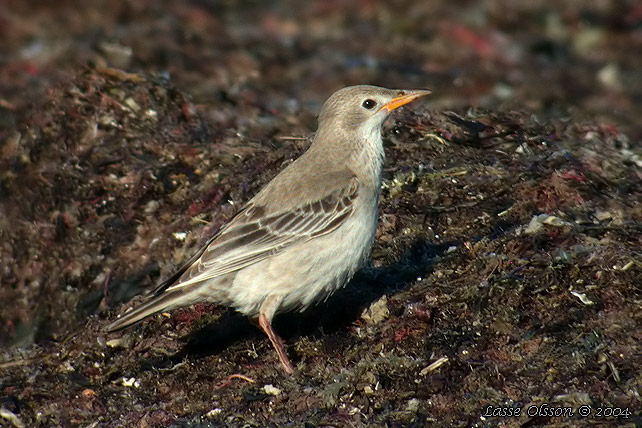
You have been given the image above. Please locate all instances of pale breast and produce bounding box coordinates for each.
[228,193,379,317]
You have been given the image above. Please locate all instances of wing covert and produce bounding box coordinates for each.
[162,178,360,292]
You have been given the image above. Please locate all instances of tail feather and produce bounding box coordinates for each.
[105,289,193,332]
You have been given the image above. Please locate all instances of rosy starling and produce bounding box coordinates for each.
[106,85,431,374]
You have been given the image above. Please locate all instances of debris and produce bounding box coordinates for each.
[361,296,390,324]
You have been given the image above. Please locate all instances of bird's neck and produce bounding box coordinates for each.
[313,125,385,190]
[349,133,385,190]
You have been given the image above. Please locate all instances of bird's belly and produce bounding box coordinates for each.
[230,201,378,316]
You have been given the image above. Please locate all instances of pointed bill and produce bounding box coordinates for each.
[380,89,432,112]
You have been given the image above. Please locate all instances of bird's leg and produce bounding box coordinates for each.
[258,295,294,374]
[258,313,294,374]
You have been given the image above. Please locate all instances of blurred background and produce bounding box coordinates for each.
[1,0,641,136]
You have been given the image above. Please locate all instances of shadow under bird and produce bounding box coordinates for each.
[106,85,431,374]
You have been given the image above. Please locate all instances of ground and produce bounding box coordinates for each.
[0,1,641,427]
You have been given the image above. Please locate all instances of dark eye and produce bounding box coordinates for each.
[362,99,376,109]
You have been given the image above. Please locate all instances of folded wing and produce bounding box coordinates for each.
[157,177,360,294]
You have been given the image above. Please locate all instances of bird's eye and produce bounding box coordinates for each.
[362,99,377,109]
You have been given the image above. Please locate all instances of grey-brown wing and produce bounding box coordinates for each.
[149,223,227,296]
[160,179,359,292]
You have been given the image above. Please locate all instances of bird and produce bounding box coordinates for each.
[106,85,431,374]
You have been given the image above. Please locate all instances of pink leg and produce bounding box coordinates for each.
[257,295,294,374]
[258,313,295,374]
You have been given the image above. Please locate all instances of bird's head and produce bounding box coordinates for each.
[317,85,431,137]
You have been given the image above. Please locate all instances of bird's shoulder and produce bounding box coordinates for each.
[250,158,360,213]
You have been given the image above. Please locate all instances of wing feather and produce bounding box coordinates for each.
[161,178,360,292]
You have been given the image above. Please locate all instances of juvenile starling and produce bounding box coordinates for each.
[106,85,431,374]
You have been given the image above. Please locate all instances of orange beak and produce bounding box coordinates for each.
[380,89,432,113]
